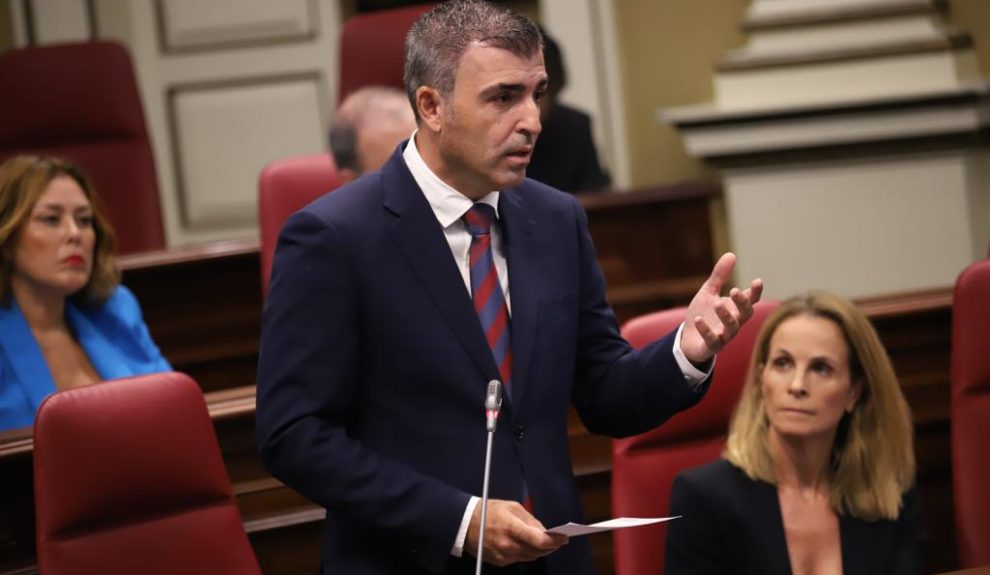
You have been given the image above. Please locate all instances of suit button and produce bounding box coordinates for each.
[514,425,525,441]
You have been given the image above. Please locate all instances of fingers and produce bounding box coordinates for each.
[509,521,565,559]
[748,278,764,304]
[704,252,736,294]
[718,294,741,326]
[681,254,764,360]
[693,314,725,354]
[694,282,762,354]
[468,499,568,567]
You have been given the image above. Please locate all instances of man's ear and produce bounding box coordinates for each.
[415,86,444,133]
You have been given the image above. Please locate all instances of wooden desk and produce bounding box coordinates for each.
[582,182,717,323]
[118,239,263,393]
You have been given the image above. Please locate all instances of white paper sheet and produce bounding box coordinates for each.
[546,516,681,537]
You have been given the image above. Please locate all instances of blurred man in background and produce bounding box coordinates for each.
[329,85,416,182]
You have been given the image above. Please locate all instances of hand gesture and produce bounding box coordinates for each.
[465,499,568,566]
[680,253,763,364]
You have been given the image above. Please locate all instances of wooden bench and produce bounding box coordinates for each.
[118,238,263,394]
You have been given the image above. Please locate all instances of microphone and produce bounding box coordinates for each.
[476,380,502,575]
[485,379,502,432]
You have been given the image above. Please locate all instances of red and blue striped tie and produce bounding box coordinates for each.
[463,204,512,397]
[465,204,533,511]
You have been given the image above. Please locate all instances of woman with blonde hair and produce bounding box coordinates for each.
[0,155,170,431]
[666,290,919,574]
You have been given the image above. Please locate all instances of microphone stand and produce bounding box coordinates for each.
[476,380,502,575]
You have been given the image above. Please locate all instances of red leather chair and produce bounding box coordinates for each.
[0,41,165,254]
[951,258,990,567]
[33,372,261,575]
[338,4,433,101]
[258,153,343,295]
[611,300,778,575]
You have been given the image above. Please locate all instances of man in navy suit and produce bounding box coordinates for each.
[256,1,762,573]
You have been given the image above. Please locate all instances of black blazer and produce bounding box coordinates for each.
[666,459,921,575]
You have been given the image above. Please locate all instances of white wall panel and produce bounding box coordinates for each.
[27,0,91,43]
[170,76,326,229]
[94,0,340,246]
[725,151,988,299]
[158,0,314,51]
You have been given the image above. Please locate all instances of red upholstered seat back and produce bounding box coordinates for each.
[0,41,165,254]
[258,153,342,295]
[951,258,990,567]
[611,300,778,575]
[338,4,433,101]
[33,372,260,575]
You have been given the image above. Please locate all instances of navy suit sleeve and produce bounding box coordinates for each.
[256,209,469,573]
[666,472,726,575]
[568,198,706,437]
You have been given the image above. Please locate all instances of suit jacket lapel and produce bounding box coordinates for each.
[66,303,130,380]
[839,514,872,575]
[498,188,537,408]
[382,150,500,385]
[752,479,794,574]
[0,302,55,410]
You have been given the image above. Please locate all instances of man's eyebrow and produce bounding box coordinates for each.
[480,77,550,98]
[481,83,527,97]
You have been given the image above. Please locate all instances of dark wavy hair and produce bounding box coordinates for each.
[403,0,543,121]
[0,155,120,308]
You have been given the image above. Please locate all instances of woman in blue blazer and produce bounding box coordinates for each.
[0,155,170,431]
[667,291,921,574]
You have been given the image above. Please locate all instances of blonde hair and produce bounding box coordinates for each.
[0,155,120,307]
[725,291,915,521]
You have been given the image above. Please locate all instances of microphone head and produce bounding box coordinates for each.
[485,380,502,411]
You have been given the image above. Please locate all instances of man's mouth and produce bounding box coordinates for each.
[506,147,532,160]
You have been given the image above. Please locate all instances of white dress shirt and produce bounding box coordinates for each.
[401,133,711,557]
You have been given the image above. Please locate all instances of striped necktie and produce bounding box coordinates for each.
[464,204,533,510]
[463,203,512,397]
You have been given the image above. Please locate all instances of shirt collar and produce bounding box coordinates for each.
[402,130,500,228]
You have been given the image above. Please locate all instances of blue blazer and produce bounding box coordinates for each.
[256,147,708,575]
[0,285,171,431]
[666,459,922,575]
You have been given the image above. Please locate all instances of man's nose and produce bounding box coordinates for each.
[518,97,542,138]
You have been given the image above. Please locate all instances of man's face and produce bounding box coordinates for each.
[433,42,547,198]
